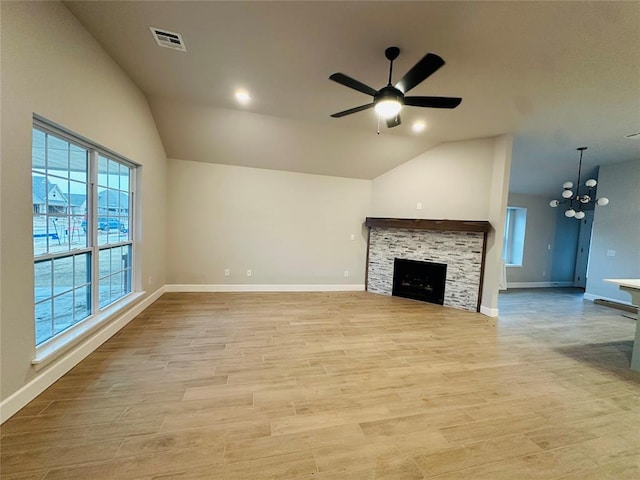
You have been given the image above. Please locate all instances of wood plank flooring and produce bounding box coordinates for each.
[1,289,639,479]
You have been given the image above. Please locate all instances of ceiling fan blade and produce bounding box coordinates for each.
[395,53,445,94]
[386,115,401,128]
[329,73,378,97]
[404,96,462,109]
[330,103,375,118]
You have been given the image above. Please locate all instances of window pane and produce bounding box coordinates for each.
[110,272,124,304]
[503,207,527,266]
[98,245,132,309]
[53,256,73,295]
[74,286,91,321]
[69,145,87,184]
[48,217,70,254]
[34,261,52,302]
[117,217,129,242]
[98,248,111,278]
[33,214,48,256]
[32,129,46,170]
[35,300,53,345]
[33,129,88,258]
[98,155,109,188]
[110,246,124,271]
[70,215,87,248]
[124,267,132,296]
[99,277,111,309]
[119,163,130,192]
[47,135,69,175]
[108,159,119,178]
[74,253,91,287]
[53,291,74,335]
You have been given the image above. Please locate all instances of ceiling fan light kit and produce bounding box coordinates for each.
[329,46,462,129]
[549,147,609,219]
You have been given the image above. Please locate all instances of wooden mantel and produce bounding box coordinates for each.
[365,217,492,233]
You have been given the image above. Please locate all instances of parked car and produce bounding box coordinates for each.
[81,217,128,232]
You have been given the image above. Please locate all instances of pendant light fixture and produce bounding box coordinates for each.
[549,147,609,219]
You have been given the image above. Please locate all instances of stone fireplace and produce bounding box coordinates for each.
[365,218,491,312]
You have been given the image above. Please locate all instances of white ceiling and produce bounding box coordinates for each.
[65,1,640,195]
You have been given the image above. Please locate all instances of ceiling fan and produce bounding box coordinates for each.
[329,47,462,128]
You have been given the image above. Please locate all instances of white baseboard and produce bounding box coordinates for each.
[165,284,366,293]
[480,305,499,317]
[0,286,166,424]
[507,281,574,289]
[583,292,634,306]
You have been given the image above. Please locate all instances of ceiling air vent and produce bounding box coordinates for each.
[150,27,186,52]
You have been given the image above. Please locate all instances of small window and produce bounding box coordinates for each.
[503,207,526,267]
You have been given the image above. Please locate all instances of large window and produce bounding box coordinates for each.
[32,119,135,346]
[502,206,527,267]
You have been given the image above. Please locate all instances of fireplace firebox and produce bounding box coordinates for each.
[392,258,447,305]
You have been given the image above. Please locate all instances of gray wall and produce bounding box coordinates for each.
[166,160,371,286]
[585,159,640,303]
[505,193,556,284]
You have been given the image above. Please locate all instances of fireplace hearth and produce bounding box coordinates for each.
[392,258,447,305]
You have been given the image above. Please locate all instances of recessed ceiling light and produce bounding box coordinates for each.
[412,121,426,133]
[234,90,251,105]
[624,132,640,139]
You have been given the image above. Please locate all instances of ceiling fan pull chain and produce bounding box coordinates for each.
[377,114,381,135]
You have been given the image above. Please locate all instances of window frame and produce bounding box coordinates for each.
[32,116,139,356]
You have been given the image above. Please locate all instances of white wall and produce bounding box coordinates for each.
[167,160,371,286]
[585,159,640,304]
[370,136,513,315]
[506,193,556,285]
[0,2,167,404]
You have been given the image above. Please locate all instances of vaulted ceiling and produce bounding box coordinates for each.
[65,1,640,196]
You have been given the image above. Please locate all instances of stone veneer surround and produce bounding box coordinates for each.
[366,223,487,312]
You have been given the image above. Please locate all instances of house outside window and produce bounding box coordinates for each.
[32,118,137,346]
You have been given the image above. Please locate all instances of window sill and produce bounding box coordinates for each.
[32,291,145,370]
[505,264,523,268]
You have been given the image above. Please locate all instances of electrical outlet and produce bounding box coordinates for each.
[344,270,349,278]
[607,250,616,257]
[247,269,252,277]
[416,202,423,210]
[148,276,152,286]
[350,234,355,241]
[224,269,230,277]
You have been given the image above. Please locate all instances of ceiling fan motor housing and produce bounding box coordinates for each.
[375,86,404,105]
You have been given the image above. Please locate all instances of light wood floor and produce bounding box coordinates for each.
[1,289,639,479]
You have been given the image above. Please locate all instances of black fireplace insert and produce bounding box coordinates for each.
[392,258,447,305]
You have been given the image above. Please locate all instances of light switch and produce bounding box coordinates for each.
[350,234,355,241]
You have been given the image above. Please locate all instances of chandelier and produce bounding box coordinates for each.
[549,147,609,219]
